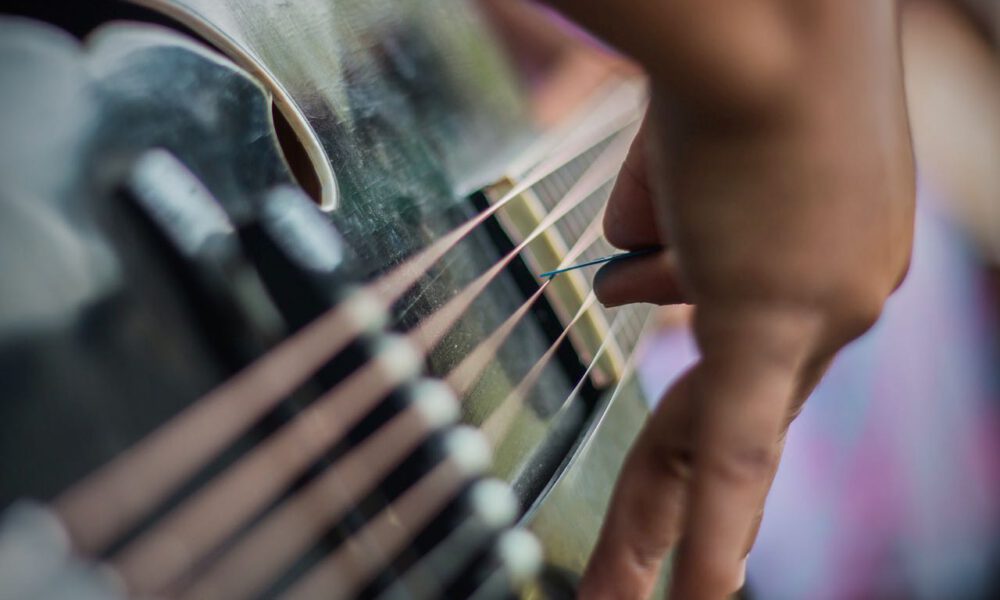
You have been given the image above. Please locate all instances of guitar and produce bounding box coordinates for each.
[0,1,655,597]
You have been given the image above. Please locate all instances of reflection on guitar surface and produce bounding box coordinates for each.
[0,1,661,597]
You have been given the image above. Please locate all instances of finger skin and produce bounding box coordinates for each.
[604,120,662,251]
[579,369,699,600]
[593,250,685,307]
[581,307,824,600]
[669,308,819,600]
[542,2,914,599]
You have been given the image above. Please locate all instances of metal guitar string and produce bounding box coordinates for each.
[517,310,632,444]
[111,195,612,595]
[132,201,616,597]
[281,455,474,600]
[175,398,450,599]
[372,122,636,305]
[446,282,551,396]
[481,292,599,445]
[65,143,632,597]
[229,308,623,600]
[110,331,424,594]
[446,216,604,396]
[51,105,634,550]
[407,143,625,354]
[454,315,643,600]
[48,104,642,597]
[52,293,380,555]
[167,230,613,599]
[164,261,613,597]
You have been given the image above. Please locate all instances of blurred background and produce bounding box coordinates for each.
[485,1,1000,598]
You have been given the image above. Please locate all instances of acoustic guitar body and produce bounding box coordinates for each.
[0,1,658,597]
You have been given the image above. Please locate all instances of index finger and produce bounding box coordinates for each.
[669,311,809,599]
[603,117,661,251]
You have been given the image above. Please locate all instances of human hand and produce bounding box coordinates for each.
[581,72,914,600]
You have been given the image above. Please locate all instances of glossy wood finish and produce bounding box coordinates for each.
[124,0,623,501]
[0,1,660,592]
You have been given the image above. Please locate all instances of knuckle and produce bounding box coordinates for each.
[627,538,668,573]
[828,284,886,340]
[703,442,778,486]
[647,442,694,482]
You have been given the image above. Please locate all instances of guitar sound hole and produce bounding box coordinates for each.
[272,101,324,207]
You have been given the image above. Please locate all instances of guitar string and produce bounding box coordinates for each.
[445,215,604,396]
[481,291,602,445]
[277,316,634,600]
[493,309,631,448]
[116,212,619,595]
[280,457,472,600]
[115,220,632,598]
[174,401,441,599]
[246,94,644,597]
[111,331,423,594]
[223,82,643,600]
[446,282,550,397]
[371,121,636,305]
[170,221,607,598]
[129,247,625,597]
[112,204,612,594]
[176,295,621,599]
[51,113,637,557]
[407,174,616,354]
[52,119,640,600]
[93,169,618,594]
[52,291,378,555]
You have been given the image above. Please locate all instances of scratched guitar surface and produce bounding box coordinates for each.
[0,0,657,595]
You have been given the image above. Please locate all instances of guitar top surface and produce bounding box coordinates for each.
[0,2,655,596]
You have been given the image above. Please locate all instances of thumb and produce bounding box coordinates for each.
[594,249,686,307]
